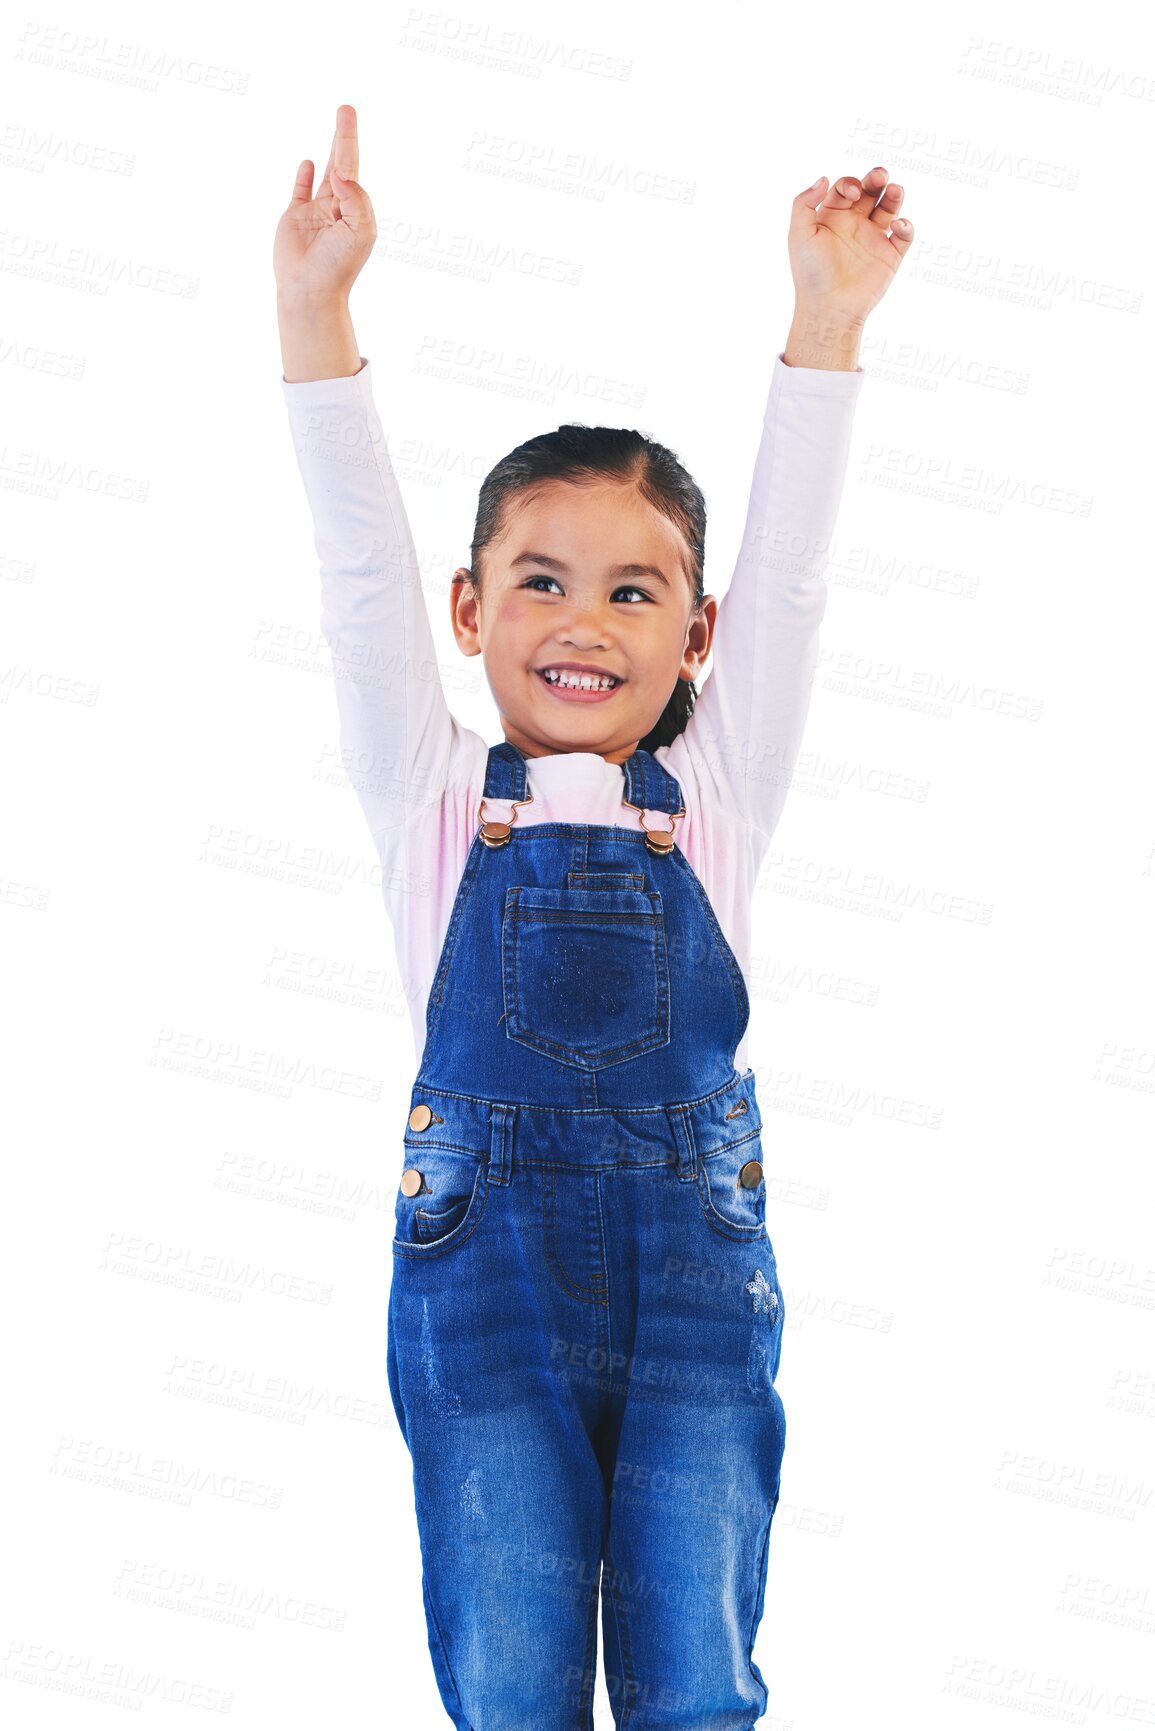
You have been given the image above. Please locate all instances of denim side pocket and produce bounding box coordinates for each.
[393,1146,488,1260]
[695,1135,769,1243]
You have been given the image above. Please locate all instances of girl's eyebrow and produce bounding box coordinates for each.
[508,550,671,589]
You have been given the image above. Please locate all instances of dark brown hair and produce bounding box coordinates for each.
[464,420,706,752]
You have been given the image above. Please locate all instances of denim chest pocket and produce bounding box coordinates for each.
[392,1145,488,1259]
[501,882,671,1071]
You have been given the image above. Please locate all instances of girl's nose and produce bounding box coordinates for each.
[555,608,613,646]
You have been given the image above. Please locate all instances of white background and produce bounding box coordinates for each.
[2,1,1153,1727]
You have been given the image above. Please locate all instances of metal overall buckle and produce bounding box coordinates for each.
[476,772,684,855]
[621,796,685,856]
[476,786,535,848]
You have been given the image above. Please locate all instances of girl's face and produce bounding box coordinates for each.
[450,479,717,764]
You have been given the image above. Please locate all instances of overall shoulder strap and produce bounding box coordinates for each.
[483,740,530,801]
[621,747,684,816]
[483,740,684,817]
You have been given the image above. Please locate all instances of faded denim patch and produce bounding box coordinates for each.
[746,1268,782,1402]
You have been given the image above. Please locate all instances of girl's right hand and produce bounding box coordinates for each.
[274,104,377,303]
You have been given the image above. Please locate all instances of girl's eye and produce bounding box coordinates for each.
[521,576,652,603]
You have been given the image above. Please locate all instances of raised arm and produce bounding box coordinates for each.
[280,359,463,840]
[275,106,465,840]
[680,167,914,847]
[684,344,865,844]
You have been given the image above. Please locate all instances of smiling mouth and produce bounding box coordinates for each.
[535,667,624,692]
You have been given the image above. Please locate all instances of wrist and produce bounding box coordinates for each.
[792,296,865,329]
[783,302,864,371]
[277,295,361,385]
[277,287,351,320]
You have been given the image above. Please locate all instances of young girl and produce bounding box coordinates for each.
[275,106,911,1731]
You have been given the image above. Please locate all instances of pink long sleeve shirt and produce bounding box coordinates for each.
[281,354,864,1076]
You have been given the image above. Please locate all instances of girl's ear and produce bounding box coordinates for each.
[449,566,483,656]
[681,594,718,679]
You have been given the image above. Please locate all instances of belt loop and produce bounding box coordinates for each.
[664,1103,697,1182]
[488,1102,515,1187]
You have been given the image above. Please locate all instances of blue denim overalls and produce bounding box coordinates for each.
[387,740,786,1731]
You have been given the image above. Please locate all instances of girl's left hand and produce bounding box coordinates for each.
[788,165,914,328]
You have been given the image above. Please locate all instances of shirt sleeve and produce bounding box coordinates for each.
[280,358,478,840]
[681,351,864,849]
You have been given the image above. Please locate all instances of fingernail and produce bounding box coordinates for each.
[810,174,826,189]
[840,179,859,196]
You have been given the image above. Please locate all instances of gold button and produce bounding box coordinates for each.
[739,1159,763,1189]
[400,1168,424,1197]
[408,1103,433,1132]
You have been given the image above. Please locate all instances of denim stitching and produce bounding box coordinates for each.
[567,870,646,891]
[591,1169,610,1304]
[603,1547,639,1731]
[745,1517,774,1714]
[667,846,751,1027]
[425,834,487,1024]
[540,1166,608,1305]
[513,907,662,923]
[421,1575,469,1725]
[403,1138,488,1159]
[415,1200,470,1240]
[403,1068,754,1118]
[576,1564,600,1726]
[696,1124,763,1160]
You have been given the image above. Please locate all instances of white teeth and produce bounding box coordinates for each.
[541,668,618,690]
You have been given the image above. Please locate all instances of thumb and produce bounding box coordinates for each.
[329,165,368,220]
[791,175,828,225]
